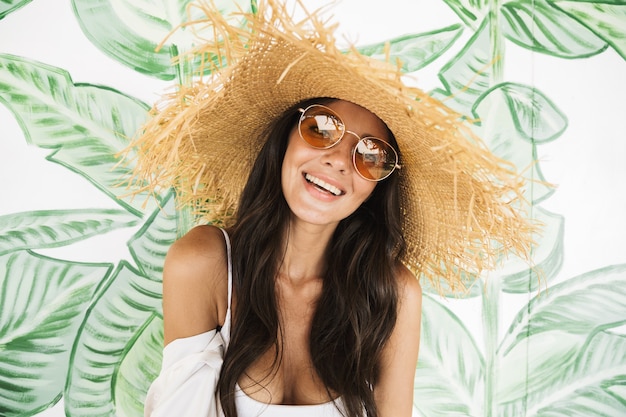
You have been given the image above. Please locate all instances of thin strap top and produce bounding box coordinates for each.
[219,227,232,349]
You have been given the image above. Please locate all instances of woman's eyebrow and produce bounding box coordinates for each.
[345,129,390,140]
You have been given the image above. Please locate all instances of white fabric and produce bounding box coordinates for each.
[144,228,345,417]
[144,228,233,417]
[235,384,345,416]
[144,330,225,417]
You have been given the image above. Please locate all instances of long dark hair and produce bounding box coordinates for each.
[218,98,406,417]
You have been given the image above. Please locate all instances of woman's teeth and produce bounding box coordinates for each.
[305,173,342,196]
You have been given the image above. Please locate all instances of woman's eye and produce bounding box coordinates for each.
[316,115,341,133]
[308,124,325,137]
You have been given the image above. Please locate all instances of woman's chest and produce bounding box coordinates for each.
[238,294,334,404]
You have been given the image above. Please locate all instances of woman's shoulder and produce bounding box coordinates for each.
[394,262,422,312]
[168,225,228,260]
[165,225,229,285]
[162,225,230,345]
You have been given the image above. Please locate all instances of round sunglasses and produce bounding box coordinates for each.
[297,104,401,181]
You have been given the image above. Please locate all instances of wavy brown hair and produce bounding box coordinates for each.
[217,98,406,417]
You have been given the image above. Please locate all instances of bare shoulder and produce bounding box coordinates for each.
[395,263,422,312]
[162,225,229,345]
[166,224,228,267]
[393,263,422,349]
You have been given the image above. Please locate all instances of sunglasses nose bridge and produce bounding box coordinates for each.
[343,129,361,142]
[331,130,363,159]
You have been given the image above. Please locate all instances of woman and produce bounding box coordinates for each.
[129,1,534,416]
[161,98,420,416]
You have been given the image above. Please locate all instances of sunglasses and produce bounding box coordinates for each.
[297,104,401,181]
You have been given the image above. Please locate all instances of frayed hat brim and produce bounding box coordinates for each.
[124,0,536,294]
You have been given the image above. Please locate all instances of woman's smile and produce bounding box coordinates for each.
[304,173,344,196]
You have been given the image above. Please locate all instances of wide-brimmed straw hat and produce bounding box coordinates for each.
[126,0,534,293]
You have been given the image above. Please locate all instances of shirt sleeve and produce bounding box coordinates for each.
[144,330,225,417]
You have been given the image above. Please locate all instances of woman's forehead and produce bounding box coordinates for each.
[325,100,390,140]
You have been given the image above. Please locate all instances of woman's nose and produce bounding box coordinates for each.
[320,135,356,173]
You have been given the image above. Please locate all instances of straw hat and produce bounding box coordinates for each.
[126,0,534,293]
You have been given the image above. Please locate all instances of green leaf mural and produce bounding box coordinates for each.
[551,0,626,59]
[127,191,180,282]
[499,207,565,293]
[415,295,484,416]
[524,331,626,416]
[0,54,158,217]
[356,25,464,73]
[502,264,626,348]
[0,209,139,256]
[0,0,624,416]
[64,262,154,417]
[501,0,608,57]
[0,251,110,416]
[0,0,32,20]
[473,82,565,203]
[431,19,494,116]
[71,0,252,80]
[443,0,609,57]
[65,194,176,417]
[441,0,489,27]
[498,265,626,415]
[114,317,163,417]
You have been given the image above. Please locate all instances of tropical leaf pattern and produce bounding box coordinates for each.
[0,54,157,216]
[71,0,251,80]
[0,0,624,416]
[0,252,110,416]
[356,24,465,72]
[551,0,626,59]
[415,295,484,416]
[0,209,139,255]
[0,0,32,19]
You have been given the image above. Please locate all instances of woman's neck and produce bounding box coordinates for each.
[279,220,336,284]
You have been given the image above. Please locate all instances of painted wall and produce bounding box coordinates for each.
[1,0,625,416]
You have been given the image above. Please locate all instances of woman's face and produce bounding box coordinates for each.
[281,100,389,227]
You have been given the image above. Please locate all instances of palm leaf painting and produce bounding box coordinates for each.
[0,0,624,416]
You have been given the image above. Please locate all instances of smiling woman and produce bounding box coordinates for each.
[123,1,535,416]
[1,0,624,416]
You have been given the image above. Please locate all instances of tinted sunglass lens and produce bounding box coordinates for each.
[299,106,344,148]
[353,138,398,181]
